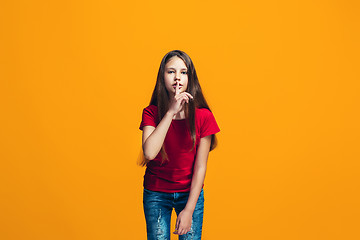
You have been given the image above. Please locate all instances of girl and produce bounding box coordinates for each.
[139,50,220,240]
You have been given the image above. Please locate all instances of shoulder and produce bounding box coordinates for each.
[141,104,159,121]
[196,107,213,118]
[195,107,216,125]
[143,104,158,114]
[140,105,158,130]
[196,107,220,137]
[144,104,157,111]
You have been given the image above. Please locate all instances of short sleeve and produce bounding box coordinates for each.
[200,109,220,138]
[139,105,158,131]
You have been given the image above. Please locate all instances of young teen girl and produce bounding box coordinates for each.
[139,50,220,240]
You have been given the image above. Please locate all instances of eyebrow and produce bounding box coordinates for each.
[166,67,188,70]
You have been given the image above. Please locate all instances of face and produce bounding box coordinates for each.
[164,56,188,97]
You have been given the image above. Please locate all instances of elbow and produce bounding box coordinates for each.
[144,153,155,161]
[142,139,162,160]
[143,146,156,160]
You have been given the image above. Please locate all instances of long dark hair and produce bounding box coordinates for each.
[139,50,218,166]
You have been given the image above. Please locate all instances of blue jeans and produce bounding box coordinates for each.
[143,188,204,240]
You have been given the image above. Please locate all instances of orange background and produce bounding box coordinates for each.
[1,0,359,239]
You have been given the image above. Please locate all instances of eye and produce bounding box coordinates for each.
[168,70,175,74]
[181,71,187,74]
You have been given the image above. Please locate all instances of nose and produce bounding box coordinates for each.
[175,72,181,80]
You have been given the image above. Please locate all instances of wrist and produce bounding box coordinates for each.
[166,110,176,117]
[183,205,195,213]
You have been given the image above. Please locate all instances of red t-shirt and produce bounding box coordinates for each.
[139,104,220,193]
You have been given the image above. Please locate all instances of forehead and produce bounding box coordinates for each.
[165,56,187,69]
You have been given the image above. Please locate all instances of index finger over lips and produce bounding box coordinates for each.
[175,82,180,95]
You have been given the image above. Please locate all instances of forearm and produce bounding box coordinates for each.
[183,135,211,212]
[184,166,207,212]
[143,111,175,160]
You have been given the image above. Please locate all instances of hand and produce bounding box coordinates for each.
[168,82,193,115]
[173,209,193,235]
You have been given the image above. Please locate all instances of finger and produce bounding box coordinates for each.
[177,94,189,100]
[181,95,190,102]
[175,94,187,101]
[175,82,180,95]
[179,224,190,235]
[173,220,179,233]
[184,92,194,99]
[175,218,180,231]
[177,96,185,105]
[178,92,193,99]
[181,95,189,104]
[179,224,187,235]
[180,97,187,105]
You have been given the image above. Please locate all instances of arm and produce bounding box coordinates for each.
[142,83,193,160]
[174,134,212,235]
[142,111,175,160]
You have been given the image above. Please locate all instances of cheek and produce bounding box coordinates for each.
[164,76,171,85]
[183,77,189,87]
